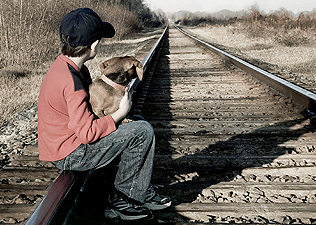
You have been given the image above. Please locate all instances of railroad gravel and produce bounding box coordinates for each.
[148,27,316,224]
[0,106,38,167]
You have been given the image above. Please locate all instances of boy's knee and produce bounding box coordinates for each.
[136,120,155,139]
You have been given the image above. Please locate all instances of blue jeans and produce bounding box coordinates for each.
[52,117,155,203]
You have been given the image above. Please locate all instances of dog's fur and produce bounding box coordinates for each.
[89,56,143,120]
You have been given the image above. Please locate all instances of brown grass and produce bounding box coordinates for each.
[185,24,316,89]
[177,6,316,91]
[0,0,140,69]
[0,70,43,126]
[175,5,316,48]
[242,7,316,47]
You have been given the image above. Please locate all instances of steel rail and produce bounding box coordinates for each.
[24,25,169,225]
[128,24,169,93]
[24,171,84,225]
[175,25,316,115]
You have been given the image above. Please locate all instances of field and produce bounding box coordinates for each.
[185,24,316,88]
[176,7,316,91]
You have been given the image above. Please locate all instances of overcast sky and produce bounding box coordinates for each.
[144,0,316,14]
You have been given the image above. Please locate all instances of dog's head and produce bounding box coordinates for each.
[100,56,143,86]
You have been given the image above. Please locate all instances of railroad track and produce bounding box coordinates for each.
[3,24,316,224]
[145,25,316,224]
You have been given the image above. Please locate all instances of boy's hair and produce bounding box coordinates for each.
[61,34,91,57]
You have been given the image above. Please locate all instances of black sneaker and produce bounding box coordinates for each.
[104,195,151,220]
[143,185,171,210]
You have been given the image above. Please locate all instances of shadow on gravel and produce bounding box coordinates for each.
[58,29,316,224]
[163,118,316,199]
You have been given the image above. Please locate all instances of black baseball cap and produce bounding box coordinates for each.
[59,8,115,47]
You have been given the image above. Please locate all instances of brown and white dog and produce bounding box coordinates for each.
[89,56,143,122]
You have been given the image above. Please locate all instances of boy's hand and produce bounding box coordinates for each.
[110,91,132,123]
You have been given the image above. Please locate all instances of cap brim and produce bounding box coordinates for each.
[103,22,115,38]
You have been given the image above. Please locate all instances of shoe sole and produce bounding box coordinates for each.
[104,209,149,220]
[143,201,171,210]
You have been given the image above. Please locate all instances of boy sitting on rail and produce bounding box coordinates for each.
[37,7,171,221]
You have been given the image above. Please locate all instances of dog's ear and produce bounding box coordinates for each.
[133,61,143,81]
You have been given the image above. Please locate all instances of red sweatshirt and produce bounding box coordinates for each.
[38,54,116,161]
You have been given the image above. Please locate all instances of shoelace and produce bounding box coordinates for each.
[146,185,156,201]
[110,196,134,211]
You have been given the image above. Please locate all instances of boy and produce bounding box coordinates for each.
[37,8,170,220]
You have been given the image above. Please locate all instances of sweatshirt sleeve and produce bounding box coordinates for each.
[66,89,116,144]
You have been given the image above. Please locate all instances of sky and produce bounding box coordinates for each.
[144,0,316,14]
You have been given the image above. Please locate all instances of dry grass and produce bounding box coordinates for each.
[186,23,316,87]
[0,0,140,69]
[175,6,316,88]
[0,70,43,125]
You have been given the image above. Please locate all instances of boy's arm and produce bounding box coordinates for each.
[66,90,116,144]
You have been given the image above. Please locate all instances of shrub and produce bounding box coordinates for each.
[0,0,146,69]
[274,29,311,47]
[173,5,316,48]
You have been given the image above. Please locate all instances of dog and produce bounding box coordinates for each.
[89,56,143,122]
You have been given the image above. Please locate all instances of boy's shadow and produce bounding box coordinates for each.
[154,118,315,206]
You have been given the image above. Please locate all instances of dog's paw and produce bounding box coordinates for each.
[121,118,133,124]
